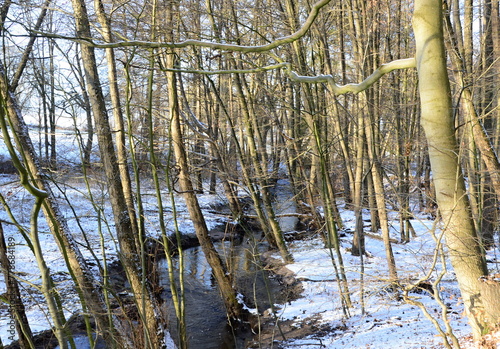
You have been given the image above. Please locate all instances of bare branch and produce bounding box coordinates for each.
[34,0,331,53]
[10,0,52,91]
[287,58,417,95]
[162,62,289,75]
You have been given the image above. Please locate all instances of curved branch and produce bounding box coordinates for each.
[288,58,417,95]
[0,91,48,199]
[35,0,330,53]
[162,62,289,75]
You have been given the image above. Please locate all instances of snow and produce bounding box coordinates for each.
[274,227,472,348]
[0,172,498,348]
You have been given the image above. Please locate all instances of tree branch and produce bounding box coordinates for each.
[34,0,331,53]
[161,62,289,75]
[287,58,417,95]
[10,0,52,91]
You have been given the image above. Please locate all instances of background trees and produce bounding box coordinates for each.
[0,0,499,347]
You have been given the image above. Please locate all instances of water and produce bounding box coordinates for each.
[274,179,299,233]
[54,334,106,349]
[158,239,282,349]
[55,182,299,349]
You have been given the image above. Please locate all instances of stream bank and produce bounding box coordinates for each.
[158,234,304,349]
[4,180,316,349]
[3,248,304,349]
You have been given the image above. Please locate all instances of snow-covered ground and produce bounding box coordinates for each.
[0,170,499,348]
[274,212,488,348]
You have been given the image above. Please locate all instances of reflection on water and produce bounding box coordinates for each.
[274,179,299,233]
[158,238,280,349]
[160,181,297,348]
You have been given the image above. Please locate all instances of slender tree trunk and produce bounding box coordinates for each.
[208,73,277,245]
[232,71,293,263]
[0,60,121,349]
[492,0,500,150]
[94,0,140,249]
[161,0,244,321]
[364,103,397,281]
[444,7,500,207]
[48,30,56,170]
[351,107,365,256]
[165,59,244,321]
[204,76,244,218]
[79,60,94,168]
[0,221,34,349]
[70,0,165,346]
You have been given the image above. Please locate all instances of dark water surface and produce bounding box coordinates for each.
[158,238,284,349]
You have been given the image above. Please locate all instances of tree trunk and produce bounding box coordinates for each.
[165,57,244,321]
[0,61,121,348]
[413,0,499,339]
[94,0,140,249]
[70,0,165,346]
[161,0,244,321]
[0,221,34,349]
[232,71,293,263]
[351,108,365,256]
[444,7,500,246]
[364,110,397,281]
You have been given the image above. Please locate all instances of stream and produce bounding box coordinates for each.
[49,181,300,349]
[159,239,280,348]
[161,179,299,348]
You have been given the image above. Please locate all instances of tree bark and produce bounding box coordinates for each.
[165,58,244,321]
[161,0,244,322]
[413,0,498,339]
[232,70,293,263]
[70,0,165,346]
[0,221,34,349]
[444,7,500,246]
[0,61,120,348]
[93,0,140,249]
[351,109,365,257]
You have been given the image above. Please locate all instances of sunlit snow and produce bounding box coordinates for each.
[0,156,498,348]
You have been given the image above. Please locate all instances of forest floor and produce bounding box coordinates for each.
[257,218,499,349]
[0,172,499,348]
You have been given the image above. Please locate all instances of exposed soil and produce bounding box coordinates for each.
[4,314,106,349]
[247,315,340,349]
[4,245,314,349]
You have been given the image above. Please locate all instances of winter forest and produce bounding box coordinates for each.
[0,0,500,348]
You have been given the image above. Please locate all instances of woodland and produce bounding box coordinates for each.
[0,0,499,348]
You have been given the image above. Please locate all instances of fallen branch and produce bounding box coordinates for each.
[365,232,400,244]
